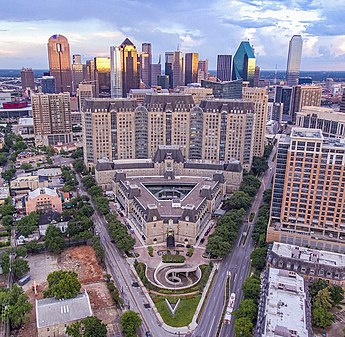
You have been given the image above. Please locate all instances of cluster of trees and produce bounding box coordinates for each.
[45,224,66,253]
[1,247,29,280]
[70,148,83,159]
[234,275,261,337]
[310,280,344,328]
[82,175,109,215]
[0,132,27,164]
[1,198,15,243]
[66,316,107,337]
[44,270,81,299]
[251,145,274,176]
[120,310,142,337]
[73,159,88,175]
[206,209,245,258]
[0,285,32,331]
[62,166,78,191]
[105,275,123,308]
[92,236,105,265]
[16,212,40,237]
[106,213,135,253]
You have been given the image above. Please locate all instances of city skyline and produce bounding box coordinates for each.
[1,0,345,70]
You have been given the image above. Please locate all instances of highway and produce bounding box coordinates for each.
[193,146,276,337]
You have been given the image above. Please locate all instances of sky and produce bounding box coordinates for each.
[0,0,345,70]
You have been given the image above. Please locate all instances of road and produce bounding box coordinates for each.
[194,146,276,337]
[76,173,177,337]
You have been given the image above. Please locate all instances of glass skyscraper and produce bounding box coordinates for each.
[232,41,256,87]
[286,35,303,86]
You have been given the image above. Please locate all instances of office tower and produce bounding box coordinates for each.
[197,59,208,82]
[217,55,232,81]
[72,54,84,94]
[110,38,140,98]
[47,34,72,93]
[267,102,283,124]
[275,86,292,116]
[77,83,94,111]
[232,41,256,86]
[254,66,260,87]
[201,79,242,99]
[157,75,169,89]
[141,43,152,87]
[165,52,174,88]
[286,35,303,87]
[299,77,312,85]
[85,60,95,83]
[268,127,345,253]
[289,85,322,122]
[296,106,345,138]
[41,76,56,94]
[340,89,345,113]
[21,68,35,90]
[32,93,72,146]
[151,61,161,86]
[243,87,268,157]
[173,51,184,88]
[94,57,111,98]
[185,53,199,85]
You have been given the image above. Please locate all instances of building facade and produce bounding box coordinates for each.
[41,76,56,94]
[47,34,72,94]
[268,127,345,253]
[32,93,72,146]
[71,54,84,94]
[217,55,232,82]
[94,57,111,98]
[25,187,63,214]
[197,59,208,82]
[201,79,243,99]
[286,35,303,87]
[185,53,199,85]
[21,68,35,90]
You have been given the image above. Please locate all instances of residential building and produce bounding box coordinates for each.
[47,34,72,93]
[296,106,345,138]
[10,175,49,192]
[267,102,283,124]
[201,79,242,99]
[38,211,68,236]
[255,268,311,337]
[16,117,34,139]
[31,93,72,146]
[185,53,199,85]
[286,35,303,87]
[21,68,35,90]
[289,85,322,122]
[177,86,213,104]
[25,187,63,214]
[217,55,232,81]
[77,83,94,111]
[268,127,345,252]
[232,41,256,87]
[41,76,56,94]
[36,291,92,337]
[268,242,345,290]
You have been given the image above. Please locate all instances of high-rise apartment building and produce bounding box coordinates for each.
[110,38,140,98]
[82,95,255,170]
[47,34,72,93]
[217,55,232,81]
[94,57,111,98]
[243,87,268,157]
[232,42,256,87]
[41,76,56,94]
[32,93,72,146]
[72,54,84,94]
[21,68,35,90]
[275,85,292,116]
[268,127,345,253]
[185,53,199,85]
[197,59,208,83]
[286,35,303,87]
[289,85,322,122]
[77,83,94,111]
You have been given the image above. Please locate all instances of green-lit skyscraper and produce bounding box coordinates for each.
[232,41,256,87]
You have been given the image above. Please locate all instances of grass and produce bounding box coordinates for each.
[249,212,255,222]
[153,295,201,327]
[162,254,185,263]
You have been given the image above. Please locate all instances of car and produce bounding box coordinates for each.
[132,282,139,287]
[146,332,152,337]
[200,238,205,244]
[176,243,184,248]
[186,244,192,249]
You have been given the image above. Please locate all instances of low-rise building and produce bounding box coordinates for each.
[268,242,345,289]
[38,211,69,236]
[25,187,63,214]
[16,152,46,167]
[256,267,311,337]
[11,175,49,192]
[36,291,92,337]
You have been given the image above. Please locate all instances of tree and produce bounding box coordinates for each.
[263,189,272,204]
[73,160,86,174]
[66,316,107,337]
[242,276,261,302]
[234,317,254,337]
[251,156,269,176]
[0,152,8,165]
[66,216,93,238]
[314,287,333,309]
[233,299,258,322]
[12,258,29,280]
[82,175,97,189]
[240,175,261,197]
[94,196,109,215]
[78,204,94,218]
[206,235,231,258]
[0,198,15,217]
[309,279,329,298]
[20,163,33,170]
[2,214,13,228]
[71,148,83,159]
[329,285,344,305]
[16,212,40,237]
[44,270,81,299]
[225,191,252,210]
[250,247,267,272]
[1,168,16,182]
[120,310,142,337]
[45,225,65,253]
[312,305,334,328]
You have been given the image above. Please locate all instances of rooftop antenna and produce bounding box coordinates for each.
[158,54,161,64]
[177,43,180,51]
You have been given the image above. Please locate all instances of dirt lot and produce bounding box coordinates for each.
[18,245,120,337]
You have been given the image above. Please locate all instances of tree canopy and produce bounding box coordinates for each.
[120,311,142,337]
[234,317,254,337]
[242,276,261,302]
[44,270,81,299]
[45,225,65,253]
[66,316,107,337]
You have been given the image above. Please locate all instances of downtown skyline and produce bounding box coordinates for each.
[1,0,345,70]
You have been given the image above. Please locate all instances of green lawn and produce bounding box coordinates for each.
[154,295,201,327]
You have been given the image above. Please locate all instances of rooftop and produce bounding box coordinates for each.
[28,187,58,199]
[291,127,323,140]
[272,242,345,268]
[36,291,92,328]
[263,267,308,337]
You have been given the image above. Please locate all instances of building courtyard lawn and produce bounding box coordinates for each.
[153,295,201,327]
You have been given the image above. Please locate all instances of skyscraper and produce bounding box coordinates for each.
[165,52,174,88]
[197,59,208,82]
[94,57,111,98]
[41,76,56,94]
[254,66,260,87]
[21,68,35,90]
[141,43,152,87]
[286,35,303,87]
[47,34,72,93]
[185,53,199,85]
[217,55,232,81]
[232,41,256,87]
[77,83,94,111]
[110,38,140,98]
[151,59,161,86]
[72,54,84,94]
